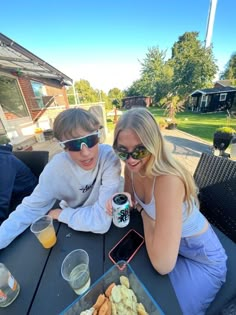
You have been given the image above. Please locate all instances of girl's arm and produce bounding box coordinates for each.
[142,175,184,275]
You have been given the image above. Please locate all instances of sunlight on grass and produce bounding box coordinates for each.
[106,107,236,143]
[149,108,236,142]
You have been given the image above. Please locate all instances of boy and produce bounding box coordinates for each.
[0,108,121,249]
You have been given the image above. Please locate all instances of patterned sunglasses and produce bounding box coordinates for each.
[115,145,150,161]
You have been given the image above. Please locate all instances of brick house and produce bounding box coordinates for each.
[0,33,73,145]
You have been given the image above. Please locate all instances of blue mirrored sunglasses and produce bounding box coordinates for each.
[59,131,100,151]
[115,145,150,161]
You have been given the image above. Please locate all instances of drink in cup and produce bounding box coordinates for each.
[61,249,91,295]
[112,193,130,228]
[0,263,20,307]
[30,215,57,249]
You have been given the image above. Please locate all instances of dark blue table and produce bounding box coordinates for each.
[0,212,182,315]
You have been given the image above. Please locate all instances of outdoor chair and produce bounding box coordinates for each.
[193,153,236,315]
[13,150,49,179]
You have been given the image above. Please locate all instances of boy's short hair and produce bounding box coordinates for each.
[53,108,101,141]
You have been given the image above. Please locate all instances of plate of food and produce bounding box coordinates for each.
[60,261,165,315]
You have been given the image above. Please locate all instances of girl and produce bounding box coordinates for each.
[107,108,227,315]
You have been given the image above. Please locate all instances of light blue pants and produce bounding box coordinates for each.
[169,225,227,315]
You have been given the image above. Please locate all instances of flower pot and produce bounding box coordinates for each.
[213,133,233,151]
[166,123,177,130]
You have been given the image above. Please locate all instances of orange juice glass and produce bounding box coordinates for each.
[30,215,57,249]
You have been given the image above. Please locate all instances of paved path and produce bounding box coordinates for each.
[161,129,212,174]
[32,129,213,175]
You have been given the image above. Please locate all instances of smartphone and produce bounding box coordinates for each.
[108,229,144,268]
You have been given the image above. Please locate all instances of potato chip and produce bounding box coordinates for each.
[80,277,149,315]
[120,275,130,288]
[111,285,121,303]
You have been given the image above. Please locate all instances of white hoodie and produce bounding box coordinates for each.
[0,144,121,249]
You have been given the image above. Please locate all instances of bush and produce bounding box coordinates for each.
[213,127,236,151]
[158,118,167,129]
[214,127,236,135]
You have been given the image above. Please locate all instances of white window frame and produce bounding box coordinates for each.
[31,80,47,108]
[219,93,227,101]
[201,94,208,107]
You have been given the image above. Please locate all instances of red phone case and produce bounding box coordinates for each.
[108,229,144,270]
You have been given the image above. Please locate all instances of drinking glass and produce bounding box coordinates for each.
[61,249,90,295]
[30,215,57,249]
[0,263,20,307]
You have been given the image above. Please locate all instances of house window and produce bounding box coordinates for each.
[0,75,29,119]
[219,93,227,101]
[31,81,47,108]
[201,94,208,107]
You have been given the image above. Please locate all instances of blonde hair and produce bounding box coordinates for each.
[53,108,100,141]
[113,108,198,213]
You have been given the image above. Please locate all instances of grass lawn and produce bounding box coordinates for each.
[149,108,236,143]
[106,107,236,144]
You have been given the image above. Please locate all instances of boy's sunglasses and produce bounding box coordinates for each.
[59,131,100,152]
[115,145,150,161]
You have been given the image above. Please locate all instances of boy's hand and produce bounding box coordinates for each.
[48,208,62,220]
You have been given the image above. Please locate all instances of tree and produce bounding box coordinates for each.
[170,32,218,98]
[66,80,113,110]
[74,79,99,103]
[220,52,236,82]
[140,47,173,102]
[108,88,124,108]
[162,95,184,122]
[126,47,173,103]
[125,78,148,97]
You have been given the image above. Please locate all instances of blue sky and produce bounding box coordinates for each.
[1,0,235,92]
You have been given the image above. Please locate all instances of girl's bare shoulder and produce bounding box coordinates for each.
[155,174,185,195]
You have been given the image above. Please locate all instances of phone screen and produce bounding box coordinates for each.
[109,229,144,265]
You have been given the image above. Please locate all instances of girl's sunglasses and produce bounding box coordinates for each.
[115,145,150,161]
[59,131,100,151]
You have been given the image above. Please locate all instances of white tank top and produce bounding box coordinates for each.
[132,174,206,237]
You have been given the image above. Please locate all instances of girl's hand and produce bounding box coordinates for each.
[105,192,133,216]
[48,208,62,220]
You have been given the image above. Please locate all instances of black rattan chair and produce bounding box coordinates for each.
[194,153,236,243]
[13,150,49,178]
[193,153,236,315]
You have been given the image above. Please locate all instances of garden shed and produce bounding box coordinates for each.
[190,82,236,113]
[122,96,152,109]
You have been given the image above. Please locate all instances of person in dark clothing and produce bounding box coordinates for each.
[0,136,38,224]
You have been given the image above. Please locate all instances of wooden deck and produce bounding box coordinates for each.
[31,139,63,160]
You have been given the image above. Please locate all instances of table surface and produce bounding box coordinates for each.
[0,212,182,315]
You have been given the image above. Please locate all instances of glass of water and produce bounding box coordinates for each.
[61,249,90,295]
